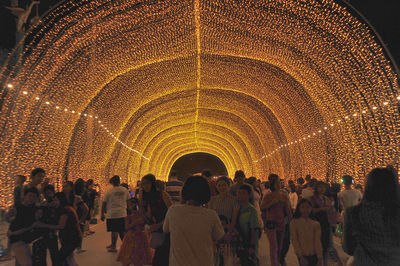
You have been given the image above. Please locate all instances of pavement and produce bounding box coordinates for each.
[0,221,350,266]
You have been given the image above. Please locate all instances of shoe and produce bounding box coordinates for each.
[106,244,113,249]
[107,247,117,253]
[88,230,95,235]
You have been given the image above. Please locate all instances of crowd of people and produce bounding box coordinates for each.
[5,168,99,266]
[3,165,400,266]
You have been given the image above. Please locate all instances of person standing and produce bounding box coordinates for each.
[290,199,323,266]
[230,170,246,197]
[101,175,130,253]
[342,167,400,265]
[24,168,45,196]
[202,170,217,196]
[260,174,292,266]
[165,172,183,204]
[338,175,362,211]
[8,187,40,266]
[163,175,225,266]
[140,174,172,266]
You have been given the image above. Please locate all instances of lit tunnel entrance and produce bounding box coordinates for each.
[169,152,228,180]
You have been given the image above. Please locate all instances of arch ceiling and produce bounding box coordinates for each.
[1,0,399,207]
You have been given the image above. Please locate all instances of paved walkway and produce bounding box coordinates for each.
[1,221,350,266]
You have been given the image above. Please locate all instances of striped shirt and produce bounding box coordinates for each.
[208,194,240,223]
[166,180,183,203]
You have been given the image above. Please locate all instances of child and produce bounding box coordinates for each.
[236,184,261,266]
[290,199,323,266]
[117,198,152,266]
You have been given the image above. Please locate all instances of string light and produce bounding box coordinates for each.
[0,0,399,208]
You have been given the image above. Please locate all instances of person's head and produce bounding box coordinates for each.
[288,180,294,186]
[87,179,94,189]
[182,176,210,206]
[354,184,363,193]
[293,198,313,219]
[314,181,327,195]
[308,178,317,188]
[263,181,270,190]
[246,177,257,188]
[62,181,74,194]
[201,170,212,179]
[31,168,45,186]
[342,175,353,187]
[127,198,139,214]
[169,171,177,181]
[216,176,231,194]
[74,178,85,195]
[268,174,280,192]
[155,180,165,191]
[43,184,55,201]
[305,175,311,183]
[109,175,120,186]
[297,177,305,186]
[237,184,252,203]
[23,187,39,205]
[234,170,246,184]
[54,192,68,209]
[16,175,27,185]
[364,167,398,204]
[141,174,156,193]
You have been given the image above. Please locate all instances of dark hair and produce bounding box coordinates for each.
[64,181,74,189]
[263,181,270,189]
[305,175,311,182]
[342,175,353,186]
[234,170,245,182]
[268,174,279,192]
[43,184,55,193]
[201,170,212,179]
[239,184,252,195]
[216,176,230,186]
[141,174,157,192]
[55,192,68,208]
[127,198,139,214]
[24,187,39,197]
[87,179,94,186]
[314,181,327,195]
[354,184,363,193]
[364,167,400,242]
[31,168,45,178]
[247,176,257,185]
[17,175,27,182]
[297,177,305,185]
[121,183,129,190]
[110,175,120,186]
[155,180,165,191]
[293,198,313,219]
[182,176,211,205]
[74,178,85,196]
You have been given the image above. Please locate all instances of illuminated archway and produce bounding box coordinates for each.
[0,0,399,208]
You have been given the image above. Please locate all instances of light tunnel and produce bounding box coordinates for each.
[0,0,399,208]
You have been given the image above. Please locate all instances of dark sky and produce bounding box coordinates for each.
[1,0,399,69]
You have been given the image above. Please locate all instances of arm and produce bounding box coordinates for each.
[260,194,279,210]
[162,209,170,233]
[125,215,145,230]
[290,221,301,256]
[284,194,293,220]
[229,205,240,229]
[8,222,37,236]
[101,202,107,221]
[162,191,173,208]
[79,202,89,223]
[37,214,67,230]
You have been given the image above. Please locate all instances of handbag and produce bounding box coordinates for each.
[150,232,166,249]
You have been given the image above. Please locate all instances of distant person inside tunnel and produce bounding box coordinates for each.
[338,175,362,211]
[342,166,400,265]
[101,175,130,253]
[165,171,183,204]
[163,175,224,266]
[202,169,217,196]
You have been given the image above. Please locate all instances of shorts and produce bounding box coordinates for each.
[106,218,125,232]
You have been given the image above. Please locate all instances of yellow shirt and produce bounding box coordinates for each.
[290,217,323,259]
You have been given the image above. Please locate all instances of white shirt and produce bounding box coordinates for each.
[338,188,362,210]
[103,186,130,219]
[163,204,225,266]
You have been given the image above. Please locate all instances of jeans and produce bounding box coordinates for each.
[32,235,59,266]
[297,254,318,266]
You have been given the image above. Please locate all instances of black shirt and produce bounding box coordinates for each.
[9,204,37,244]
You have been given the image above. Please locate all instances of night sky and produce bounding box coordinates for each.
[1,0,399,68]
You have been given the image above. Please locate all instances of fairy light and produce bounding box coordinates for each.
[0,0,399,208]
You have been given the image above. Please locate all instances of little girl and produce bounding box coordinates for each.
[117,198,152,266]
[290,199,323,266]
